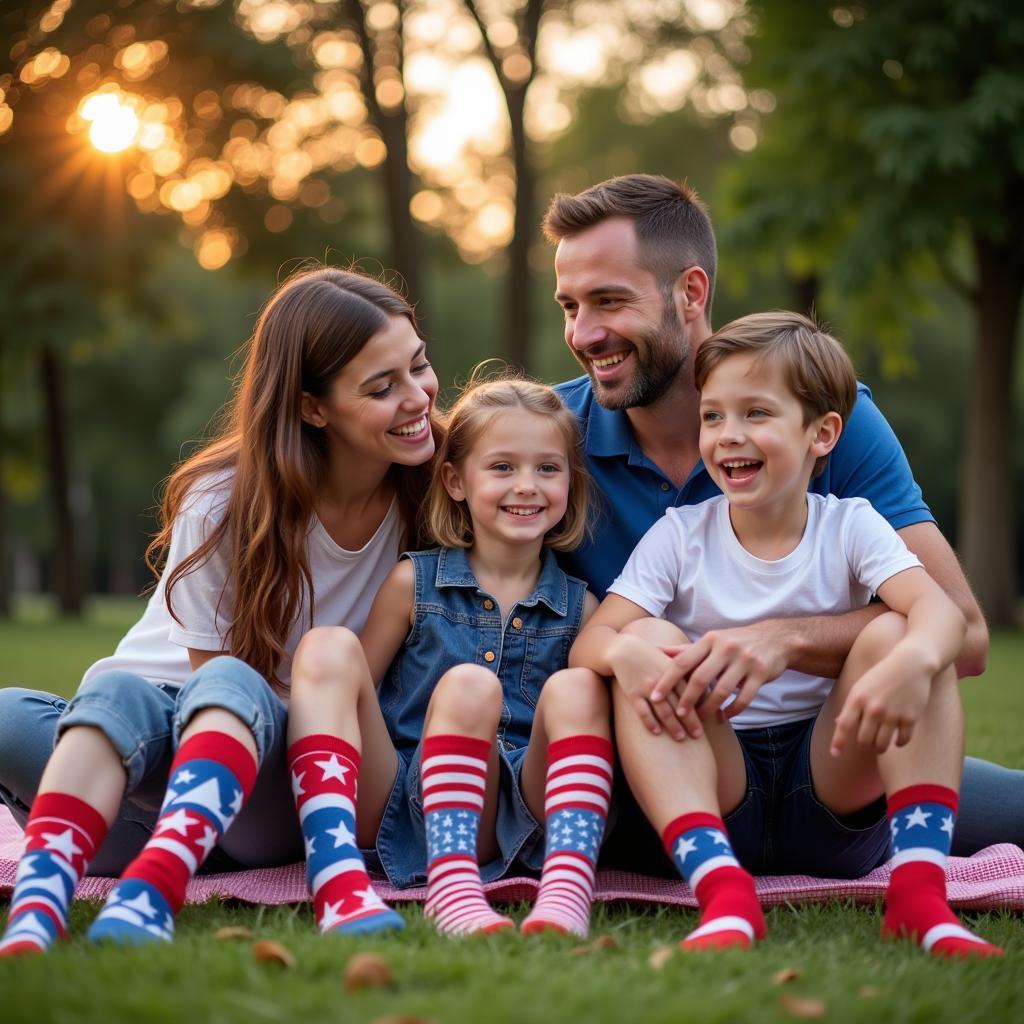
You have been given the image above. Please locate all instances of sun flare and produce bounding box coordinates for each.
[82,92,140,153]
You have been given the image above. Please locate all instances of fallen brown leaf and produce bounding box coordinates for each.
[592,934,618,951]
[648,945,675,970]
[772,967,801,985]
[214,926,254,941]
[251,939,296,969]
[344,952,394,992]
[778,994,827,1019]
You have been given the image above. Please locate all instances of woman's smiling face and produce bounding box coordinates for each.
[302,315,439,470]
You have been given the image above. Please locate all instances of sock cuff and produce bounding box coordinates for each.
[887,784,958,816]
[662,812,727,855]
[546,735,614,767]
[28,791,109,846]
[287,733,360,769]
[422,734,491,764]
[174,731,258,798]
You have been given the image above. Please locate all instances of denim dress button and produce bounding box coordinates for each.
[484,651,496,662]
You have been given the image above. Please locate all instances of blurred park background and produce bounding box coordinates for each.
[1,0,1022,641]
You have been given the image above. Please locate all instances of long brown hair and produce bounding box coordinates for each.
[146,265,441,692]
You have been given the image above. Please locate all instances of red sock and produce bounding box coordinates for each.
[0,793,108,955]
[421,734,512,937]
[289,734,402,935]
[884,784,1002,958]
[521,735,613,938]
[121,731,257,912]
[663,812,764,950]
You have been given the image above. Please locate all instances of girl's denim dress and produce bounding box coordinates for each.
[369,545,588,888]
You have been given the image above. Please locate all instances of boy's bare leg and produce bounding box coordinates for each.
[612,618,764,950]
[810,613,1001,958]
[520,668,613,936]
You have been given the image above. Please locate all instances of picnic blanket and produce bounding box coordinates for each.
[3,806,1023,910]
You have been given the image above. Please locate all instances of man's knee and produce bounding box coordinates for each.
[621,616,690,646]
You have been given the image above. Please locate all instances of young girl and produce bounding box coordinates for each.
[0,265,440,954]
[293,378,613,938]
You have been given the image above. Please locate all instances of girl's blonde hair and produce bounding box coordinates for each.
[427,375,590,552]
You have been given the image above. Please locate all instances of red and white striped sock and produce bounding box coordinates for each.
[521,735,613,937]
[883,784,1002,958]
[421,734,512,937]
[87,731,257,945]
[0,793,109,956]
[664,812,765,951]
[289,734,403,935]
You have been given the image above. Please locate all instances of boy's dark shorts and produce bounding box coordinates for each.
[600,715,891,879]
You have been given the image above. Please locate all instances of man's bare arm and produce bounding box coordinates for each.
[896,521,988,678]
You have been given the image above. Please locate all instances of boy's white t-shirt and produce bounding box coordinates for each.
[80,478,402,691]
[607,492,922,729]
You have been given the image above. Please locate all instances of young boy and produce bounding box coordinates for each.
[571,311,1002,958]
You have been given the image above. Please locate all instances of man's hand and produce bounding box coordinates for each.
[830,648,933,755]
[668,621,792,721]
[607,634,703,741]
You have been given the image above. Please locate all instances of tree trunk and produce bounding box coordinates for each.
[343,0,427,326]
[790,273,820,319]
[505,85,533,371]
[958,234,1023,626]
[39,344,83,615]
[376,105,427,321]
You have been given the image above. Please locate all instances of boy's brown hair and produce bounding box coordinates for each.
[427,373,591,551]
[543,173,718,323]
[694,310,858,477]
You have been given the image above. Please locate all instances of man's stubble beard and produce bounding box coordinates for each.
[587,306,691,411]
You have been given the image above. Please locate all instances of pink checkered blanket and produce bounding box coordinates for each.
[2,806,1022,910]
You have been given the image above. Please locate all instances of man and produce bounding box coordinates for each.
[545,173,1020,865]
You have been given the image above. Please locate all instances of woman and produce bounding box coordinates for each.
[0,265,441,953]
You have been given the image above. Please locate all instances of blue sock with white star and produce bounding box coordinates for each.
[521,735,613,937]
[87,731,257,946]
[664,812,764,950]
[0,792,109,956]
[289,734,403,935]
[884,784,1002,958]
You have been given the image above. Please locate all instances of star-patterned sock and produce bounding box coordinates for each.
[422,734,512,937]
[883,784,1002,958]
[521,735,613,937]
[289,734,403,935]
[87,730,257,946]
[0,793,109,956]
[664,812,764,951]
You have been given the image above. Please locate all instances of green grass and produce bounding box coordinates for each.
[1,599,1021,1023]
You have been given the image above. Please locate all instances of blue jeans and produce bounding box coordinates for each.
[0,657,304,876]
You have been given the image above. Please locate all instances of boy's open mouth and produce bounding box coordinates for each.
[722,460,763,482]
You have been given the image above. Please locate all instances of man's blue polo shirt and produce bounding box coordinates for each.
[555,375,934,597]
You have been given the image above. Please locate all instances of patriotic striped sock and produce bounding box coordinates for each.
[0,793,108,956]
[521,735,613,938]
[421,734,512,937]
[289,734,403,935]
[883,784,1002,958]
[86,731,257,946]
[664,812,764,951]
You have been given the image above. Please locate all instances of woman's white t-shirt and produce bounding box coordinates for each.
[80,479,402,691]
[607,493,922,729]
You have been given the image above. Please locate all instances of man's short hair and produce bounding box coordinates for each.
[694,311,858,476]
[543,173,718,323]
